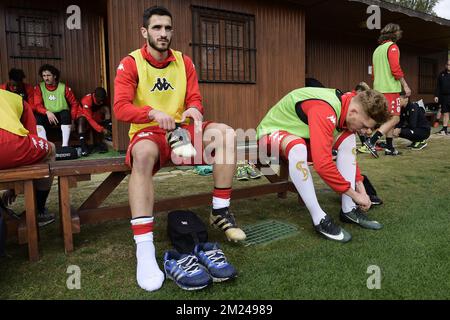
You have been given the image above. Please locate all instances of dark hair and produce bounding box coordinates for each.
[143,6,172,28]
[8,68,26,82]
[378,23,402,44]
[94,87,107,101]
[39,64,60,81]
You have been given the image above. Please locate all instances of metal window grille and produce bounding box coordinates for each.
[5,7,62,60]
[192,6,256,84]
[418,57,437,94]
[21,17,48,48]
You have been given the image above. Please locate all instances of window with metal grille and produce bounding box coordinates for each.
[21,17,48,48]
[191,6,256,84]
[6,7,62,60]
[418,57,437,94]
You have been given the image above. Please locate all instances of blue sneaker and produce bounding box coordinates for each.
[163,250,212,291]
[194,242,237,282]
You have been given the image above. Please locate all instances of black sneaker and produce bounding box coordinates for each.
[314,215,352,243]
[410,140,427,150]
[369,195,383,206]
[385,148,402,156]
[340,207,382,230]
[81,144,89,157]
[37,208,55,227]
[210,207,246,242]
[363,140,379,158]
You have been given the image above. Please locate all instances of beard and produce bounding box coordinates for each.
[148,37,171,53]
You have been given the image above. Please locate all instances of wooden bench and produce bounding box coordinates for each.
[50,154,296,254]
[0,164,51,262]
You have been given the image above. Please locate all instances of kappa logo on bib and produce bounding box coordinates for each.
[151,78,175,92]
[48,95,57,101]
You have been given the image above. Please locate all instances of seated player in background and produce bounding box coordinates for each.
[0,68,34,105]
[76,87,112,156]
[34,64,80,147]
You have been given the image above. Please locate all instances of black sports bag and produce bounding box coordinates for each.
[167,210,208,254]
[55,146,79,161]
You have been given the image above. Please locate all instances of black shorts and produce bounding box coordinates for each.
[35,109,72,127]
[440,95,450,113]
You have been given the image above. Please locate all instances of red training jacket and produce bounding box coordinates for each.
[301,92,363,194]
[77,93,109,133]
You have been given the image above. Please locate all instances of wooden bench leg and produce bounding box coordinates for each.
[58,176,73,254]
[277,161,289,199]
[24,180,39,262]
[262,161,290,199]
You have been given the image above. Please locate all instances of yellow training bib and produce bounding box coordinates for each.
[0,89,29,136]
[128,49,187,140]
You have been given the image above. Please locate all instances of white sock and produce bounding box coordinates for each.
[37,125,47,140]
[131,217,164,292]
[288,144,327,225]
[212,197,230,210]
[61,125,71,147]
[336,134,357,213]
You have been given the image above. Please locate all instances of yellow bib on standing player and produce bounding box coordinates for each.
[0,89,29,137]
[128,49,187,140]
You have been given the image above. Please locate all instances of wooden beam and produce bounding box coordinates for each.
[79,205,131,225]
[0,164,50,182]
[68,175,92,188]
[78,181,295,225]
[51,157,129,176]
[0,182,25,195]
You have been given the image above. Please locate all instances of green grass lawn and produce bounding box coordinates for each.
[1,133,450,300]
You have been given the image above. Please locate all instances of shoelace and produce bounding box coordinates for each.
[322,217,339,234]
[245,164,258,175]
[177,255,202,276]
[205,249,227,268]
[354,209,370,221]
[223,210,237,226]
